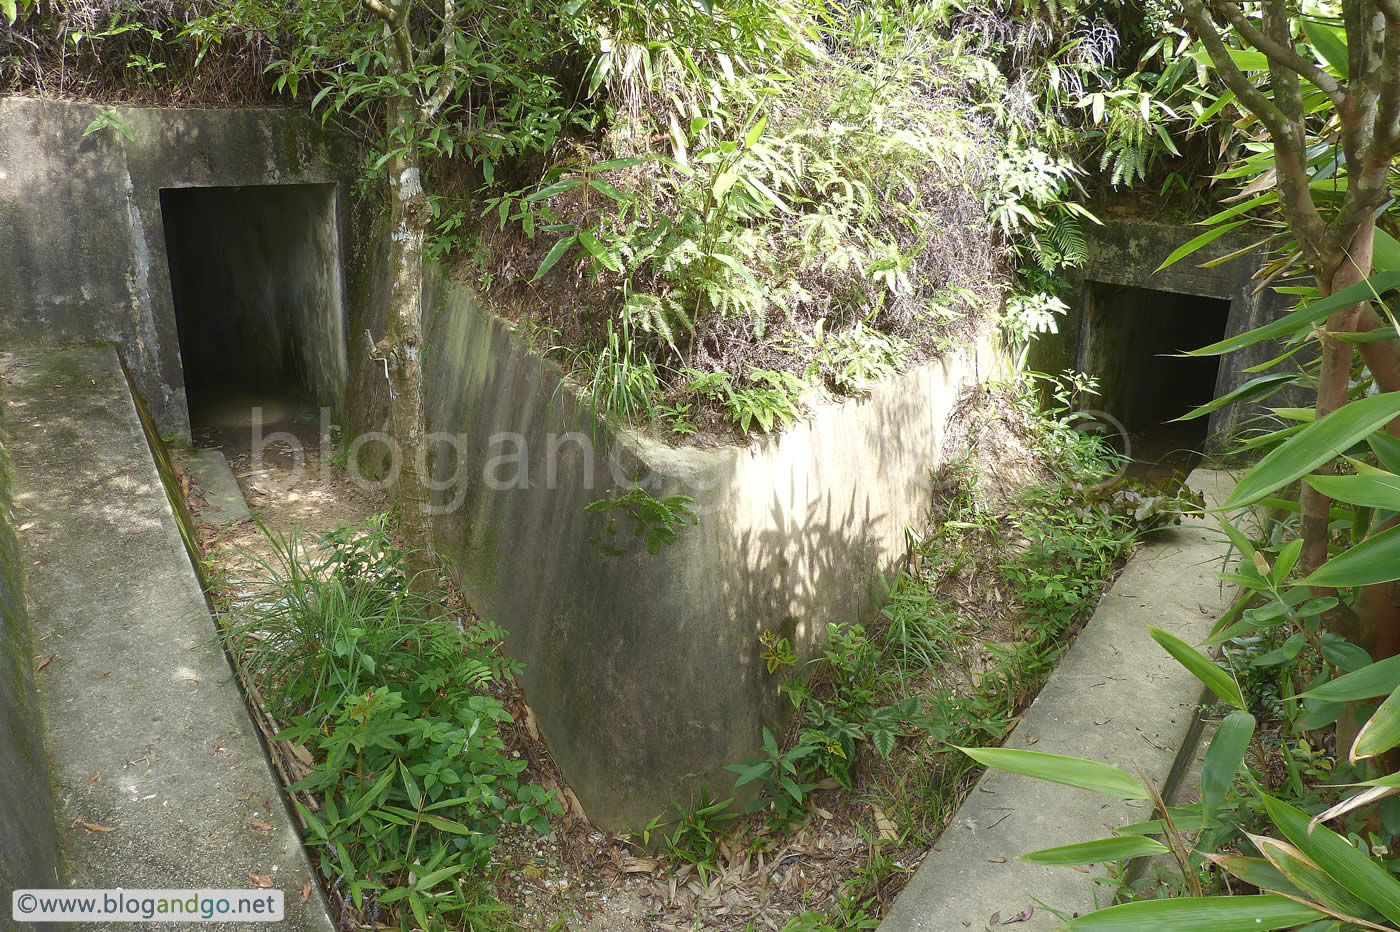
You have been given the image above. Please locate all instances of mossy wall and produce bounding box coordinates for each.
[0,383,63,919]
[347,242,1003,832]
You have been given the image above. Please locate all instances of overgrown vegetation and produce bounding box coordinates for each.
[615,381,1204,927]
[220,517,560,931]
[2,0,1249,438]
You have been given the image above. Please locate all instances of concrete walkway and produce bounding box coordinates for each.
[879,468,1238,931]
[3,346,333,931]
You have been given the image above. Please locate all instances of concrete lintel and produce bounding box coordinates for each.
[3,345,333,932]
[879,468,1239,932]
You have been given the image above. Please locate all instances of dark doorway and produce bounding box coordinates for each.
[160,183,347,450]
[1079,282,1232,479]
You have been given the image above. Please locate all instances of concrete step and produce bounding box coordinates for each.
[3,346,333,932]
[879,468,1239,931]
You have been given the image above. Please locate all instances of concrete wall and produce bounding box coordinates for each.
[0,96,352,437]
[1031,216,1299,445]
[0,391,63,922]
[350,257,1003,831]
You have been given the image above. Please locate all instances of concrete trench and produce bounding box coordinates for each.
[0,94,1285,917]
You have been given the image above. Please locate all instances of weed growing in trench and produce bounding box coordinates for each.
[222,516,557,931]
[586,486,697,556]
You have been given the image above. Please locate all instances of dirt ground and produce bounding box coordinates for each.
[176,386,1121,932]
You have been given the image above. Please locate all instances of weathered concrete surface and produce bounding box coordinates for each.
[0,96,352,438]
[879,468,1238,932]
[350,258,1004,833]
[1031,215,1303,446]
[173,448,252,528]
[0,362,63,929]
[2,346,333,932]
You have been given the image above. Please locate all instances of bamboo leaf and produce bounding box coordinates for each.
[577,229,620,272]
[1352,685,1400,760]
[955,747,1152,799]
[1262,795,1400,925]
[1250,833,1379,921]
[1304,471,1400,512]
[1373,228,1400,272]
[1019,835,1168,865]
[1173,373,1299,422]
[1155,220,1249,272]
[1202,711,1255,828]
[1064,895,1325,931]
[1221,392,1400,509]
[1303,21,1349,77]
[1300,524,1400,588]
[525,178,583,201]
[1301,655,1400,701]
[1150,626,1246,710]
[531,235,577,281]
[1185,271,1400,357]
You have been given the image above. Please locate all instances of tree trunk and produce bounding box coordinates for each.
[380,97,435,585]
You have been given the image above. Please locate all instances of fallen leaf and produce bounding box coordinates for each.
[248,821,274,832]
[35,655,54,672]
[1004,906,1034,924]
[299,878,312,903]
[813,806,833,820]
[521,703,541,742]
[18,522,34,531]
[619,857,660,874]
[872,806,898,842]
[986,857,1007,863]
[1025,735,1039,746]
[87,770,101,784]
[81,822,116,833]
[562,786,588,822]
[248,872,275,889]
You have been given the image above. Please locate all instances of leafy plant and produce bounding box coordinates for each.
[725,727,818,831]
[586,486,698,556]
[221,516,553,930]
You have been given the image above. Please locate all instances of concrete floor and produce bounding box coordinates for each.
[3,346,333,931]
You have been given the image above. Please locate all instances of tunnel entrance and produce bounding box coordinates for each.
[1079,281,1231,479]
[161,183,347,450]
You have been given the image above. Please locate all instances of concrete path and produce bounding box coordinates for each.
[3,346,333,931]
[173,447,253,528]
[879,468,1238,931]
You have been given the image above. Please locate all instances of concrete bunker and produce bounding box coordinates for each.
[160,183,348,445]
[1078,280,1231,469]
[1034,216,1301,464]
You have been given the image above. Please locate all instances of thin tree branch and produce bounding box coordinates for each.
[1208,0,1347,108]
[364,0,414,72]
[1182,0,1291,135]
[1377,21,1400,152]
[423,0,466,64]
[1181,0,1330,257]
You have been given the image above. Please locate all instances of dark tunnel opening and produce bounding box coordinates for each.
[1079,281,1232,479]
[161,183,347,450]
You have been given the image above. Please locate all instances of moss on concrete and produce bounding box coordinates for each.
[0,371,64,918]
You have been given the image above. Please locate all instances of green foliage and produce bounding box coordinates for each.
[633,791,738,888]
[223,516,556,930]
[685,368,807,434]
[585,486,698,556]
[725,727,818,831]
[81,109,135,141]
